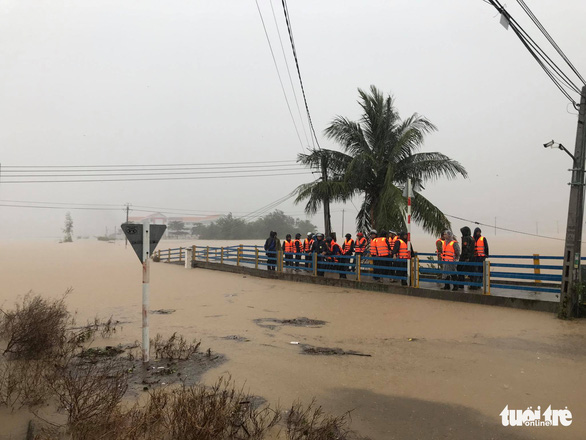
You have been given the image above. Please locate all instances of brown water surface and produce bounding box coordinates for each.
[0,239,584,439]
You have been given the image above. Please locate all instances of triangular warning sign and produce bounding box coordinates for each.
[122,223,167,263]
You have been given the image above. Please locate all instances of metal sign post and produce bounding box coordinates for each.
[142,222,150,363]
[121,221,166,363]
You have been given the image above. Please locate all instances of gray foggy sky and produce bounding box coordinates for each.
[1,0,585,243]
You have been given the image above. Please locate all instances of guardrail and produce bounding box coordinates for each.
[154,245,565,297]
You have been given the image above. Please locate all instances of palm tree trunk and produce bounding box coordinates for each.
[321,156,332,236]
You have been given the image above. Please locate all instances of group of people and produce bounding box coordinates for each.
[264,229,414,283]
[436,227,489,291]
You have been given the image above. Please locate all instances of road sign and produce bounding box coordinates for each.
[121,223,166,263]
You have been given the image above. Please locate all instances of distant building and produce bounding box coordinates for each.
[128,212,222,235]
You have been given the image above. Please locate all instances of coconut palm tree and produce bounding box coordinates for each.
[295,85,467,235]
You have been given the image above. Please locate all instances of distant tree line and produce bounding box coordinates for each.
[190,210,317,239]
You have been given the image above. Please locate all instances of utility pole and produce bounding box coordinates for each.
[321,155,332,237]
[341,209,345,237]
[559,85,586,319]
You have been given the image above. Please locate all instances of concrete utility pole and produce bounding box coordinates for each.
[559,85,586,319]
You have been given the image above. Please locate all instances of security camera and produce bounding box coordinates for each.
[543,140,555,148]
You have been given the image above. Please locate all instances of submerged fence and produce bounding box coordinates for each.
[154,245,565,297]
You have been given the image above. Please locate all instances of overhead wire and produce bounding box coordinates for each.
[254,0,306,153]
[269,0,312,148]
[485,0,582,105]
[516,0,586,86]
[446,213,564,241]
[0,171,311,184]
[281,0,321,150]
[1,159,297,169]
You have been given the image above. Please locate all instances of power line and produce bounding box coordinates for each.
[269,0,312,148]
[446,213,564,241]
[1,159,296,169]
[281,0,321,150]
[1,164,299,174]
[0,171,312,184]
[3,167,304,178]
[516,0,586,86]
[484,0,582,105]
[254,0,306,153]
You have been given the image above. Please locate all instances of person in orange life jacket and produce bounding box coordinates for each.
[458,226,474,284]
[303,232,314,268]
[441,230,461,291]
[264,231,280,271]
[392,231,414,286]
[375,229,392,278]
[342,233,355,275]
[388,230,398,279]
[311,232,328,276]
[283,234,295,269]
[436,229,448,282]
[369,230,380,280]
[325,236,343,277]
[471,227,489,290]
[354,232,367,257]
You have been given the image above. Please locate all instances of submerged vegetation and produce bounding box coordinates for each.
[0,293,366,440]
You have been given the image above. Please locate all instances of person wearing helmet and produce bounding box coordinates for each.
[294,233,303,270]
[311,233,328,276]
[303,232,314,269]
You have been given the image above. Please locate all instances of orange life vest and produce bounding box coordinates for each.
[370,237,378,256]
[475,236,486,257]
[442,240,456,261]
[343,239,354,254]
[355,237,367,253]
[329,241,342,262]
[293,239,302,252]
[304,238,314,253]
[284,240,295,253]
[374,237,390,257]
[397,239,410,259]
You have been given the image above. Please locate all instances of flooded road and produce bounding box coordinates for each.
[0,239,584,439]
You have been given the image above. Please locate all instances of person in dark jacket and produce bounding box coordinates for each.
[471,227,489,289]
[294,233,303,269]
[311,233,328,276]
[458,226,475,285]
[264,231,280,271]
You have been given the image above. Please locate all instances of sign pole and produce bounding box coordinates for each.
[142,221,150,363]
[406,178,412,287]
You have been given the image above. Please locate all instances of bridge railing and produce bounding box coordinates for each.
[155,245,564,297]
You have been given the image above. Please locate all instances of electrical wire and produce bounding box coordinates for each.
[281,0,321,150]
[446,213,564,241]
[516,0,586,86]
[3,167,304,178]
[254,0,306,153]
[485,0,582,105]
[1,159,296,169]
[0,171,312,184]
[269,0,311,148]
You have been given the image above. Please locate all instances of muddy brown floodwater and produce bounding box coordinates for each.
[1,239,585,439]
